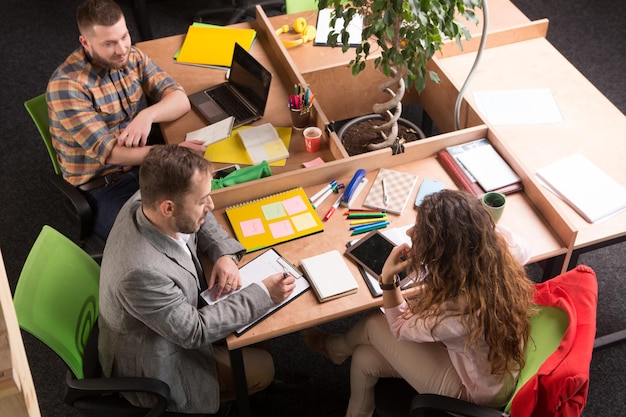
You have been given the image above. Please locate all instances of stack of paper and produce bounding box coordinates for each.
[536,153,626,223]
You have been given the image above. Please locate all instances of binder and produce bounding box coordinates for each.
[225,187,324,252]
[437,139,523,197]
[176,25,257,68]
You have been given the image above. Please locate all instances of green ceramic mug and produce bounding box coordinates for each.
[481,192,506,223]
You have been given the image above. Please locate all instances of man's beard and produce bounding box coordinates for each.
[92,49,129,70]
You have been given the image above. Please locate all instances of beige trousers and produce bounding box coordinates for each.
[213,345,274,401]
[325,310,469,417]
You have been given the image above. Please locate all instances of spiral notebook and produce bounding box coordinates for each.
[225,187,324,252]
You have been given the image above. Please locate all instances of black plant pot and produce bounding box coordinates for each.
[337,114,426,156]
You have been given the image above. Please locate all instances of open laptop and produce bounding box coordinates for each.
[188,43,272,128]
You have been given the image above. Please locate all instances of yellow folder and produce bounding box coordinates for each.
[176,25,256,68]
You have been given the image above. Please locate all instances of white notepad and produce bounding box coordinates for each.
[536,153,626,223]
[300,250,358,302]
[185,116,234,146]
[238,123,290,164]
[456,145,520,192]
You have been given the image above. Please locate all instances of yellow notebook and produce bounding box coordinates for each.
[176,25,256,68]
[225,187,324,252]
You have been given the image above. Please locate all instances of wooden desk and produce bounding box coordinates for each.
[136,20,343,169]
[214,125,573,416]
[134,4,603,414]
[266,1,535,122]
[430,32,626,348]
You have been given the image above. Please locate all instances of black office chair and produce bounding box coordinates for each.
[24,94,101,248]
[193,0,286,25]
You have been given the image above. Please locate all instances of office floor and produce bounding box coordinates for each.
[1,0,625,416]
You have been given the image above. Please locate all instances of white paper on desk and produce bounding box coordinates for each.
[200,248,310,334]
[473,89,563,125]
[536,153,626,224]
[185,116,234,146]
[456,145,521,191]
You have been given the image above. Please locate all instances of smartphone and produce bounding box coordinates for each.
[212,164,240,179]
[344,230,407,280]
[414,178,445,207]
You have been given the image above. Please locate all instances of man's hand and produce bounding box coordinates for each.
[118,110,153,147]
[262,273,296,304]
[209,256,242,300]
[178,140,207,153]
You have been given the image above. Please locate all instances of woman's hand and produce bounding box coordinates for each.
[381,243,411,285]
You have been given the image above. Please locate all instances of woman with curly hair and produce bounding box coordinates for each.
[302,189,535,417]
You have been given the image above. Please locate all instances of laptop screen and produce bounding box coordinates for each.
[229,43,272,116]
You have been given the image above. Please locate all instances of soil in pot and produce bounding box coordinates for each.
[340,116,425,156]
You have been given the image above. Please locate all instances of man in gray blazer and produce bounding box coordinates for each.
[98,145,296,414]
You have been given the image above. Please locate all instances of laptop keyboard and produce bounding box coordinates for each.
[206,86,256,124]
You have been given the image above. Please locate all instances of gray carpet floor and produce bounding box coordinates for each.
[1,0,625,416]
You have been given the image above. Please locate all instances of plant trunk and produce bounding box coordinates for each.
[367,65,405,150]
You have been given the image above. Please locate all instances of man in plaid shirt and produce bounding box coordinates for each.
[47,0,205,239]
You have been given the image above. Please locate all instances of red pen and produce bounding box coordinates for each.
[324,193,344,221]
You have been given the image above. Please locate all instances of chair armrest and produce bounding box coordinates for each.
[48,173,94,240]
[65,371,169,417]
[410,394,505,417]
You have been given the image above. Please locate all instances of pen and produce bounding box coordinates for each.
[349,217,388,225]
[312,183,344,209]
[346,213,387,219]
[350,221,390,235]
[344,209,384,214]
[349,220,389,231]
[324,193,344,221]
[310,180,337,203]
[382,177,389,205]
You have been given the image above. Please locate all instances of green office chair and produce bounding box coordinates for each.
[375,266,598,417]
[285,0,318,13]
[374,305,568,417]
[24,94,96,246]
[13,225,171,417]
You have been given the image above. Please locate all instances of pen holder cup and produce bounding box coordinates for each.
[290,108,311,130]
[481,192,506,223]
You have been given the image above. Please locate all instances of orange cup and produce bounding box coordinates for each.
[303,127,322,152]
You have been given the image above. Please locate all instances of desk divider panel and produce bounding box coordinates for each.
[254,6,349,160]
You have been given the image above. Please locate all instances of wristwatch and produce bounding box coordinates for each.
[379,274,400,291]
[221,253,240,264]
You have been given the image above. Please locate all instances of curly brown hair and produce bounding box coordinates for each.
[407,189,535,377]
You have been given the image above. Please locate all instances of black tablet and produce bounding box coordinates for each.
[344,230,406,279]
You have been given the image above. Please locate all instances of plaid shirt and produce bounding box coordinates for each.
[46,46,184,186]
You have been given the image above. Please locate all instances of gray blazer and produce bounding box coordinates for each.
[98,192,274,413]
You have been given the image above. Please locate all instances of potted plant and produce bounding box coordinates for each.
[318,0,482,154]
